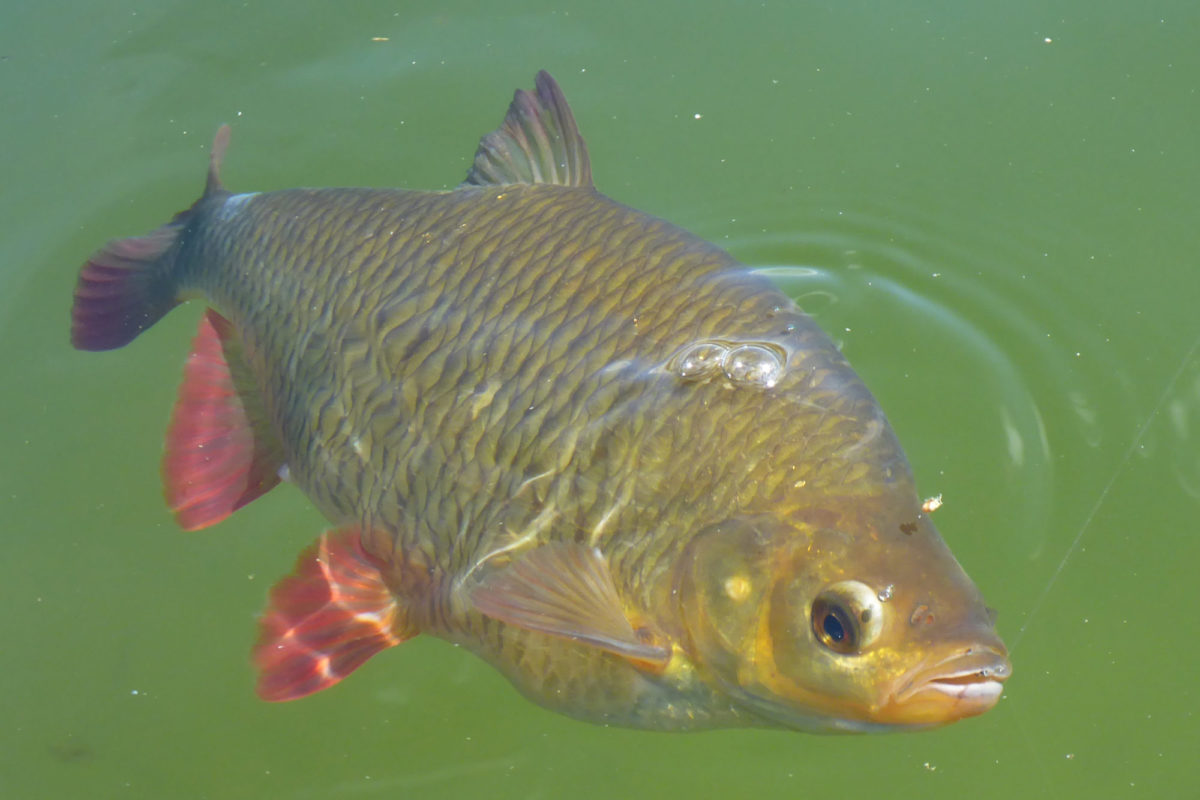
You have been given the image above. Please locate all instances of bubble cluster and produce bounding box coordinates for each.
[670,339,785,389]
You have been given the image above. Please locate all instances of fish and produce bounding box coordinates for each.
[70,71,1010,732]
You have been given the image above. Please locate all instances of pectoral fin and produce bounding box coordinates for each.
[470,543,669,667]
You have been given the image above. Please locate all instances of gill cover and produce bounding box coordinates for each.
[677,517,914,732]
[677,517,776,684]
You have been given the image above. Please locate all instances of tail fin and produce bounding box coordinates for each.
[70,125,232,351]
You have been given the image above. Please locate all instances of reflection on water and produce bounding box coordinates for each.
[705,195,1197,671]
[727,204,1081,561]
[9,1,1200,796]
[1167,354,1200,500]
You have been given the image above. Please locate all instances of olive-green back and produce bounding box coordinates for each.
[184,182,907,606]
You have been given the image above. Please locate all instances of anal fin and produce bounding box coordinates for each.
[163,309,284,530]
[255,526,414,702]
[470,543,669,668]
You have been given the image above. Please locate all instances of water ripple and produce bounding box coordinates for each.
[686,197,1143,569]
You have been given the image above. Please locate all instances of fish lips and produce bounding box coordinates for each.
[714,644,1011,734]
[880,646,1012,726]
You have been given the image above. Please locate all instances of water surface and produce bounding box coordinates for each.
[4,1,1197,797]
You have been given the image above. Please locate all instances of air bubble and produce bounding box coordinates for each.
[722,344,783,388]
[673,341,727,379]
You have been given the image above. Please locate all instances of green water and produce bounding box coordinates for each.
[4,1,1198,797]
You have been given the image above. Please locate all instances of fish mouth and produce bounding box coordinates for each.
[880,647,1011,726]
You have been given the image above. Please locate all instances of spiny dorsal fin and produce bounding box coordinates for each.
[463,70,593,188]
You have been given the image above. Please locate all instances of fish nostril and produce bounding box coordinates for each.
[909,604,935,626]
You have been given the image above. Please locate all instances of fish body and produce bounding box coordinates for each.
[71,72,1010,731]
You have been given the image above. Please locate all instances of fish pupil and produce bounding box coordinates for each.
[823,613,845,642]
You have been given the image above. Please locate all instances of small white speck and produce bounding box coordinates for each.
[1044,37,1053,43]
[130,689,139,696]
[693,113,703,120]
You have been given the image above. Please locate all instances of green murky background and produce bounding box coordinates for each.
[4,1,1198,797]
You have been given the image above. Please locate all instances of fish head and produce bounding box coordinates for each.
[675,504,1010,732]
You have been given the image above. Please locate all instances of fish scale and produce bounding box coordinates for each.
[70,71,1009,731]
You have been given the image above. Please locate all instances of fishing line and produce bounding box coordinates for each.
[1010,330,1200,652]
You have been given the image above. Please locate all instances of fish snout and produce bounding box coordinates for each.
[882,646,1011,726]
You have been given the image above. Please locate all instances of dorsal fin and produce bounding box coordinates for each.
[463,70,593,188]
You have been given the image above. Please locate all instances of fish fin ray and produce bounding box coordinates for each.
[70,223,183,351]
[255,527,414,702]
[71,127,231,351]
[162,309,285,530]
[462,70,593,188]
[205,124,231,195]
[471,543,669,666]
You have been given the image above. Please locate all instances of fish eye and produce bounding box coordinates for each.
[810,581,884,655]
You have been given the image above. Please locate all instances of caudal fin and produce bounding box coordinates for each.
[70,125,232,351]
[70,224,185,351]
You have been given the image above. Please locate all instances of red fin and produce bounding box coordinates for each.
[71,126,231,352]
[163,309,284,530]
[70,223,182,351]
[470,543,670,667]
[255,527,413,702]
